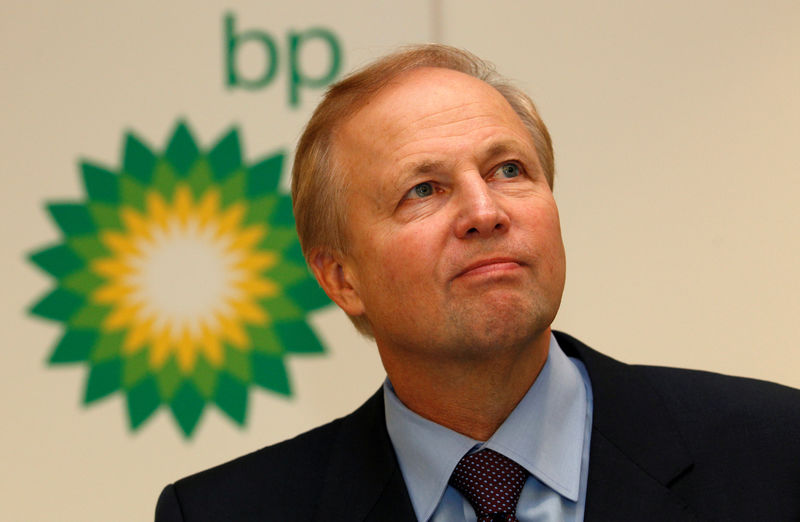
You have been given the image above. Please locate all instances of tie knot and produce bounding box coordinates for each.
[449,449,529,522]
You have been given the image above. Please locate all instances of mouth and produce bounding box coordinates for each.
[455,257,524,279]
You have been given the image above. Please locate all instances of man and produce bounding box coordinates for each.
[156,45,800,521]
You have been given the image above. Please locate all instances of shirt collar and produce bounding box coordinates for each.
[383,333,588,521]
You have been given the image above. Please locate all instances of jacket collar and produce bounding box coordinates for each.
[315,390,417,521]
[555,331,702,521]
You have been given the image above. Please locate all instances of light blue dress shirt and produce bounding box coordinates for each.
[383,334,594,522]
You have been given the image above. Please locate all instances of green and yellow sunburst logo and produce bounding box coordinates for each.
[28,121,330,437]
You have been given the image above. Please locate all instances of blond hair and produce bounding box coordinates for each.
[291,44,555,335]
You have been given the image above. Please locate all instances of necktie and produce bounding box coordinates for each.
[449,448,529,522]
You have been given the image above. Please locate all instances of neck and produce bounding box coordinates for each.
[379,329,551,441]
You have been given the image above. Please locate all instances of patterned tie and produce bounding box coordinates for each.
[449,448,529,522]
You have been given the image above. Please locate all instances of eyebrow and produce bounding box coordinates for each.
[398,139,534,186]
[407,160,445,175]
[484,140,530,160]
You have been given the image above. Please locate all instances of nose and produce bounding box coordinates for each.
[453,175,510,239]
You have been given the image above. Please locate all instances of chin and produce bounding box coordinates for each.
[449,297,553,354]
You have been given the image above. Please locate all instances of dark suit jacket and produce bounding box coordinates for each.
[156,332,800,521]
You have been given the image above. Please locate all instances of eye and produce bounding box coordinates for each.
[406,182,435,199]
[493,162,520,179]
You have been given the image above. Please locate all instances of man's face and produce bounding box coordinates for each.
[328,67,566,360]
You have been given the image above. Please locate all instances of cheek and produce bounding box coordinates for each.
[518,202,565,270]
[538,209,567,282]
[367,228,441,290]
[541,209,564,253]
[384,235,431,280]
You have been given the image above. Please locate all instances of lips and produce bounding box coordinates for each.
[455,257,523,278]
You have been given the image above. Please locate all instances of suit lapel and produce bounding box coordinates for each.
[584,430,699,521]
[555,332,704,521]
[315,390,417,522]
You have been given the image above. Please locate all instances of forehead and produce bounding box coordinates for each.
[338,67,527,149]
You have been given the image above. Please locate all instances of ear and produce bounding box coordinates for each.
[308,248,365,317]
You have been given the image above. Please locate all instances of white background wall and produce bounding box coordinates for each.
[2,1,798,520]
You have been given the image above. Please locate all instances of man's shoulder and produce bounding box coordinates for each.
[157,390,386,521]
[635,363,800,439]
[638,362,800,404]
[178,412,343,491]
[158,417,343,521]
[557,330,800,451]
[556,330,800,418]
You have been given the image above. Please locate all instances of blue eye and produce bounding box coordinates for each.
[410,182,434,198]
[495,163,520,179]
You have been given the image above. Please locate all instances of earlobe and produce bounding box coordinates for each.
[309,248,365,317]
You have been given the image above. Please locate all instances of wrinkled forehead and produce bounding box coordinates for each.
[333,67,530,166]
[351,67,518,136]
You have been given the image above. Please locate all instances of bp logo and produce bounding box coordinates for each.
[28,121,330,437]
